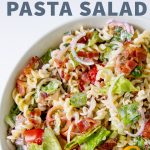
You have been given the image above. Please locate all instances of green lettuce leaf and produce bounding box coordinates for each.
[70,53,80,67]
[112,76,137,95]
[88,31,103,46]
[41,80,60,94]
[5,103,20,128]
[42,128,62,150]
[28,144,42,150]
[136,137,145,150]
[41,49,52,64]
[65,126,102,150]
[70,93,87,108]
[80,127,111,150]
[118,102,141,126]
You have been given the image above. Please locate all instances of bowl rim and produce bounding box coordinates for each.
[1,16,150,149]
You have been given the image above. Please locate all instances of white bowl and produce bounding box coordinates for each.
[0,16,150,150]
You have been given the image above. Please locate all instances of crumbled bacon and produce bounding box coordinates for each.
[22,56,41,75]
[77,51,99,58]
[16,79,26,96]
[116,45,147,75]
[142,120,150,138]
[98,139,117,150]
[79,79,85,92]
[77,118,97,133]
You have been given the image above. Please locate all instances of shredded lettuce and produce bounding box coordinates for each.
[41,80,60,94]
[28,144,42,150]
[70,53,80,67]
[112,27,133,42]
[65,126,102,150]
[5,103,20,128]
[29,128,62,150]
[112,76,137,95]
[118,102,141,126]
[88,31,103,46]
[41,49,52,64]
[70,93,87,108]
[80,127,111,150]
[135,137,145,150]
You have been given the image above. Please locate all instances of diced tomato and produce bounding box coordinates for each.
[77,118,96,133]
[24,129,44,145]
[77,51,99,59]
[88,65,98,84]
[126,59,137,70]
[77,36,89,44]
[142,120,150,138]
[16,79,26,96]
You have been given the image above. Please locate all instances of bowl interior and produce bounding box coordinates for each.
[0,16,150,150]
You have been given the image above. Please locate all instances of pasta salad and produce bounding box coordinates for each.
[5,20,150,150]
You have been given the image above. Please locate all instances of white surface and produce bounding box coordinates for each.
[0,0,150,97]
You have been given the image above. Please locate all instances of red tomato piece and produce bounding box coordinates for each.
[142,120,150,138]
[24,129,44,145]
[88,65,98,84]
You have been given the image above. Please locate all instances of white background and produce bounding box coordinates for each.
[0,0,150,99]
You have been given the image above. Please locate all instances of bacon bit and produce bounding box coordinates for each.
[116,45,147,75]
[64,73,70,81]
[98,139,117,150]
[55,58,68,68]
[145,109,150,119]
[40,92,49,99]
[77,118,97,133]
[57,136,67,149]
[124,47,147,62]
[29,108,41,125]
[88,65,98,84]
[77,36,89,44]
[136,49,147,62]
[77,51,99,59]
[79,80,85,92]
[22,56,41,76]
[126,59,137,69]
[142,120,150,138]
[16,79,26,96]
[81,72,90,84]
[30,108,41,117]
[120,66,131,75]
